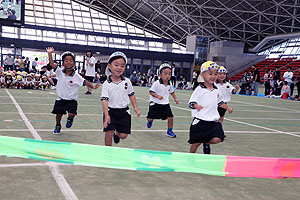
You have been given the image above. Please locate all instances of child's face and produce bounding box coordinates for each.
[201,69,218,85]
[159,68,171,82]
[63,56,75,69]
[108,58,126,77]
[218,72,226,81]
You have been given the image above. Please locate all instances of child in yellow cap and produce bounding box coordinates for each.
[188,61,232,154]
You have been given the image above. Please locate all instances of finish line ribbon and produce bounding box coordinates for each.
[0,136,300,179]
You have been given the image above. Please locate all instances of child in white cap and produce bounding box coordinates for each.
[101,51,140,146]
[146,63,179,138]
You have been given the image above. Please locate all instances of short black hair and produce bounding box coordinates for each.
[61,51,75,62]
[86,50,93,57]
[108,56,125,64]
[35,57,38,61]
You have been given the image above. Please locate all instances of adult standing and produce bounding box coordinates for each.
[290,69,296,96]
[283,67,293,86]
[84,50,96,95]
[171,64,177,87]
[263,69,272,96]
[272,67,281,93]
[252,66,261,96]
[296,73,300,98]
[4,53,14,71]
[14,55,21,71]
[31,57,38,72]
[24,57,30,73]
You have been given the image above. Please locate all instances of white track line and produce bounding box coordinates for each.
[231,100,300,113]
[234,110,294,113]
[136,96,300,138]
[225,118,300,138]
[228,117,300,121]
[172,92,300,113]
[5,89,78,200]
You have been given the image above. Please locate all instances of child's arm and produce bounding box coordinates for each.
[189,102,203,111]
[170,92,179,104]
[46,47,55,69]
[85,57,95,67]
[129,95,141,117]
[232,84,240,94]
[85,81,100,89]
[47,74,56,78]
[219,103,233,113]
[102,100,110,128]
[149,91,163,100]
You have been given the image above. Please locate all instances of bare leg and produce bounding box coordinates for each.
[56,114,63,125]
[105,130,114,146]
[118,133,128,140]
[68,113,76,120]
[208,137,222,144]
[147,118,153,122]
[190,143,201,153]
[87,85,92,93]
[167,117,173,128]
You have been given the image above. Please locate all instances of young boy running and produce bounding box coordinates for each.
[146,63,179,138]
[101,51,140,146]
[188,61,232,154]
[46,47,100,134]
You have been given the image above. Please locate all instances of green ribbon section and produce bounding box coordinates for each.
[0,136,227,176]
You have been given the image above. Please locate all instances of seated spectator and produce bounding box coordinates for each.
[7,9,16,20]
[239,80,251,95]
[130,71,139,86]
[140,75,147,86]
[177,77,189,90]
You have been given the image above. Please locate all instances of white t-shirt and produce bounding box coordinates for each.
[85,57,96,77]
[101,76,135,109]
[216,82,234,102]
[14,58,21,66]
[283,71,293,83]
[54,67,85,100]
[189,83,224,122]
[149,79,174,105]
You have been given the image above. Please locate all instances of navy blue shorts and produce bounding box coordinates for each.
[146,102,173,120]
[189,118,224,144]
[103,107,131,134]
[51,99,78,115]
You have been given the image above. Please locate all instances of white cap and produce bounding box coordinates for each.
[158,63,171,73]
[108,51,127,64]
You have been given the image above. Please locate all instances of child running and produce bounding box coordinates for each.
[101,51,140,146]
[46,47,100,134]
[146,63,179,138]
[216,66,239,124]
[188,61,232,154]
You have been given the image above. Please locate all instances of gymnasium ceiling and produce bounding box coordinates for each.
[75,0,300,51]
